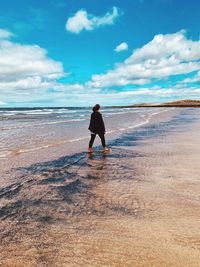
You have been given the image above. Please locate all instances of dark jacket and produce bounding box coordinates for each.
[88,112,105,134]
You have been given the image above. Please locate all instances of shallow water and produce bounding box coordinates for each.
[0,107,165,159]
[0,108,200,266]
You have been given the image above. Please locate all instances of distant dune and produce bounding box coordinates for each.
[113,100,200,108]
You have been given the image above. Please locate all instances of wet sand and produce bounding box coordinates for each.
[0,108,200,266]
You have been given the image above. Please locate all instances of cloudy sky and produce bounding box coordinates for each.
[0,0,200,107]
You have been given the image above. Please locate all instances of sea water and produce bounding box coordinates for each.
[0,107,165,160]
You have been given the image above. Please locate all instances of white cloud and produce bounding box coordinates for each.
[0,29,13,39]
[114,42,128,52]
[2,28,200,107]
[66,7,120,34]
[54,83,85,91]
[54,85,200,106]
[0,100,7,105]
[88,31,200,88]
[0,30,65,94]
[180,71,200,84]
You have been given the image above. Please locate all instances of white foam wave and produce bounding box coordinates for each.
[1,118,86,131]
[0,108,169,159]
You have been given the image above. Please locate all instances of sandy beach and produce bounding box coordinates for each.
[0,108,200,267]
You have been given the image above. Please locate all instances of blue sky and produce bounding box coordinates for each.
[0,0,200,107]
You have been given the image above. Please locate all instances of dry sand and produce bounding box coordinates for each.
[0,108,200,267]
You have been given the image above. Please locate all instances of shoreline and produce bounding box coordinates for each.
[112,104,200,108]
[0,107,177,171]
[1,99,200,110]
[0,108,200,266]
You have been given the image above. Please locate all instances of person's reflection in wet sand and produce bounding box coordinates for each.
[85,151,112,215]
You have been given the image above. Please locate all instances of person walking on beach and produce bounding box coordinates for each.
[88,104,109,153]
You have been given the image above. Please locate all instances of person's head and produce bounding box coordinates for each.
[92,104,100,112]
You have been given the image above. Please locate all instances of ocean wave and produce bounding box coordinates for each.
[0,109,168,159]
[0,118,86,131]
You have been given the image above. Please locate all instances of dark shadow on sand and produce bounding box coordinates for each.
[0,108,198,227]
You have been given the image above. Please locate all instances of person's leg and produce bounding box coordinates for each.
[98,133,106,148]
[89,134,96,148]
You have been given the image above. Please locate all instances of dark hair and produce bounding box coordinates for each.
[92,104,100,112]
